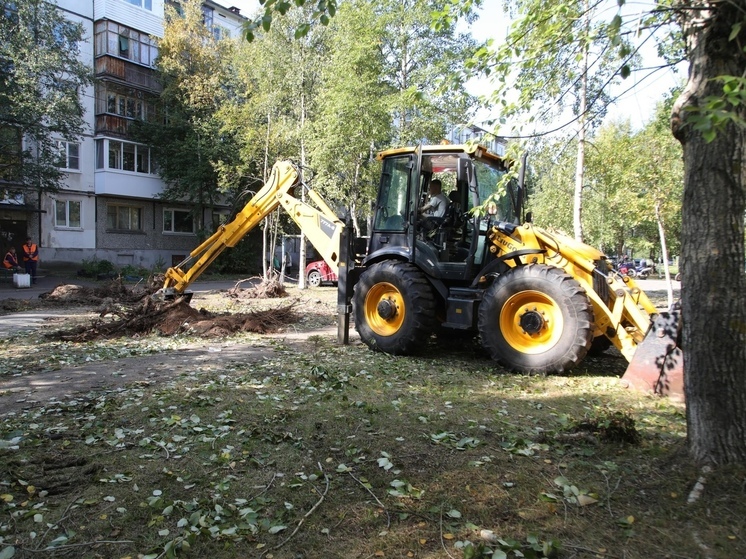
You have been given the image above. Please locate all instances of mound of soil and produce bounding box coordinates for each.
[0,279,153,315]
[47,295,299,342]
[39,279,150,305]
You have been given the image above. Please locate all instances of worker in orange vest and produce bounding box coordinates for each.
[3,246,21,272]
[21,237,39,284]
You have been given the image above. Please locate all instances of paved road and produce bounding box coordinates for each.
[0,274,258,301]
[0,273,679,301]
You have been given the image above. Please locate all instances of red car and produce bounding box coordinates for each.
[305,260,337,287]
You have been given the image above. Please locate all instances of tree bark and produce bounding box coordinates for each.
[573,0,590,242]
[672,0,746,464]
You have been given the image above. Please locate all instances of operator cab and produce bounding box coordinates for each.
[369,144,517,283]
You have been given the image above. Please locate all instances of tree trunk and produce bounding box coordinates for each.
[654,200,675,308]
[573,0,589,243]
[299,86,308,289]
[672,0,746,464]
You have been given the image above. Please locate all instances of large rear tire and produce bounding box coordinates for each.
[478,264,594,373]
[353,261,436,355]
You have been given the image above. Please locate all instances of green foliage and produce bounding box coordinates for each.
[133,0,241,227]
[458,534,562,559]
[376,0,478,146]
[570,408,640,444]
[243,0,338,42]
[0,0,92,193]
[79,257,115,278]
[211,232,264,275]
[527,97,683,259]
[479,0,633,130]
[684,76,746,143]
[306,0,390,229]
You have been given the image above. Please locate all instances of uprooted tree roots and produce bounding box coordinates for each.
[47,295,299,342]
[227,277,289,299]
[36,278,299,342]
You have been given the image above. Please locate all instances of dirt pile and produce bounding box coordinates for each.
[0,278,151,314]
[45,285,299,342]
[39,278,151,305]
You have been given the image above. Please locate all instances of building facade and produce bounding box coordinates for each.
[445,123,507,157]
[1,0,245,271]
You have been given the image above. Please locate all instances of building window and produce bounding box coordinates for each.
[54,140,80,171]
[102,139,154,174]
[55,199,81,228]
[202,6,214,28]
[211,211,228,228]
[124,0,153,11]
[163,209,195,234]
[118,34,129,57]
[109,140,122,169]
[123,142,136,171]
[107,204,142,230]
[95,20,157,65]
[212,25,230,41]
[99,86,149,121]
[136,147,150,173]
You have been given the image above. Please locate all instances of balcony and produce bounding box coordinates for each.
[95,56,161,93]
[95,114,134,137]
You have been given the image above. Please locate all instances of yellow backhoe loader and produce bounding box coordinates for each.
[159,145,683,398]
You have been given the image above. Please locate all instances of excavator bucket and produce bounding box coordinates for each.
[620,308,684,401]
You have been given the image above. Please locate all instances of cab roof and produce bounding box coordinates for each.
[375,144,507,167]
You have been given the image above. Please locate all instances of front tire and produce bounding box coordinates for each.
[307,270,322,287]
[478,264,594,373]
[353,261,436,355]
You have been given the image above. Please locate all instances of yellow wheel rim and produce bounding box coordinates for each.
[499,290,563,354]
[364,282,405,336]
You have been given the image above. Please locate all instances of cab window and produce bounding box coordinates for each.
[374,156,410,231]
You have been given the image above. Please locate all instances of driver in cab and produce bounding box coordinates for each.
[419,179,449,218]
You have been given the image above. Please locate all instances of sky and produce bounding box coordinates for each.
[215,0,685,132]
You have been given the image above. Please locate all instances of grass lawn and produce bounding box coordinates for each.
[0,286,743,559]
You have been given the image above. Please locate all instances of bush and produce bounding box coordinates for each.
[78,257,115,278]
[119,264,149,279]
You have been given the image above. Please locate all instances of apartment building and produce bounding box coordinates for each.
[1,0,246,270]
[445,123,507,157]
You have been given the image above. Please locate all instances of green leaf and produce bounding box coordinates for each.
[729,22,742,41]
[620,65,631,79]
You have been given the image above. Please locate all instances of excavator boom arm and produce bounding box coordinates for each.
[162,160,344,295]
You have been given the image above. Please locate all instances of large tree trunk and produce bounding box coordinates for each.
[672,0,746,464]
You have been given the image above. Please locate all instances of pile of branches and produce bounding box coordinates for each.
[228,277,289,300]
[46,296,299,342]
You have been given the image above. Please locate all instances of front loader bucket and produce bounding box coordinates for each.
[620,308,684,401]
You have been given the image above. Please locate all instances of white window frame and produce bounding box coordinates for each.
[123,0,153,12]
[55,199,82,229]
[163,208,196,235]
[102,139,155,174]
[107,204,142,231]
[54,140,80,171]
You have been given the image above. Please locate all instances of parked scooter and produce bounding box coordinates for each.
[634,262,655,280]
[617,259,654,279]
